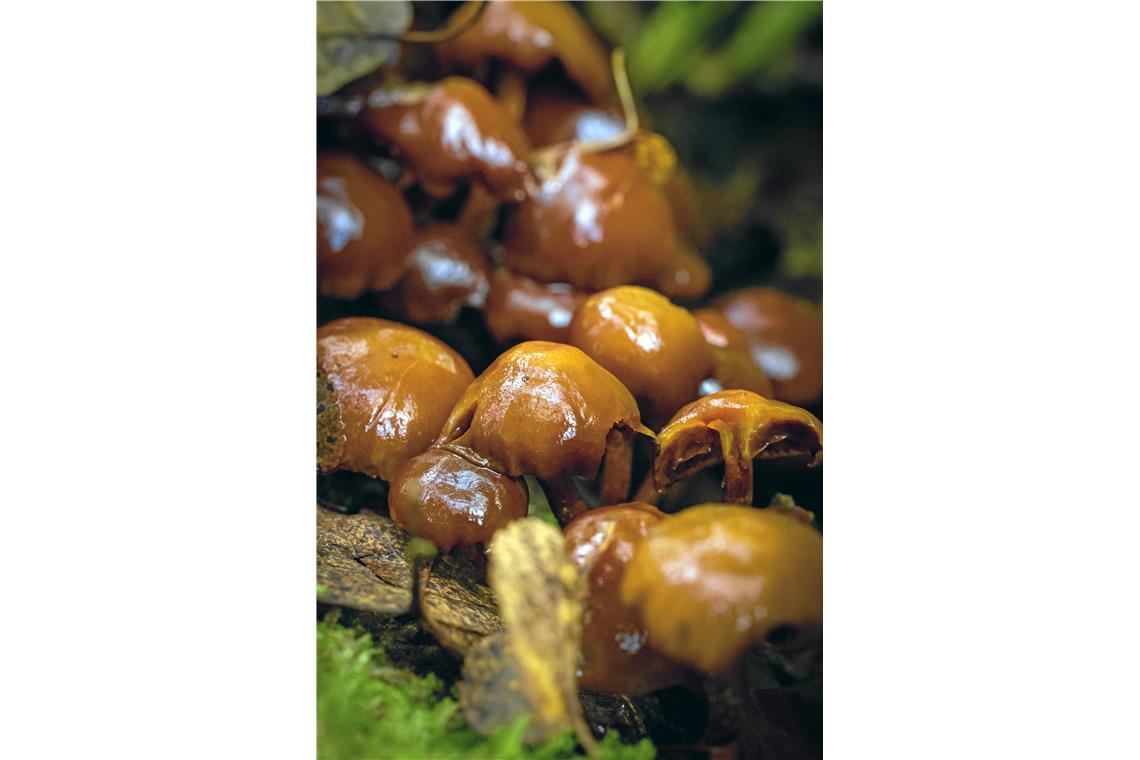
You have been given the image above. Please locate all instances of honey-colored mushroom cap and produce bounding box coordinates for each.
[437,341,651,482]
[563,503,687,694]
[694,309,775,398]
[570,286,713,424]
[621,504,822,674]
[482,269,587,345]
[654,390,822,505]
[381,224,490,324]
[503,150,676,291]
[389,447,527,551]
[439,0,614,104]
[317,318,474,482]
[363,77,532,201]
[317,152,415,299]
[714,288,823,406]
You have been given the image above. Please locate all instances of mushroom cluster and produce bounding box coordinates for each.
[316,1,824,752]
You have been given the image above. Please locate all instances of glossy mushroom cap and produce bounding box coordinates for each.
[654,243,712,302]
[621,504,823,674]
[482,269,587,344]
[654,390,822,506]
[522,84,625,148]
[570,286,713,424]
[694,309,775,398]
[713,288,823,406]
[503,149,676,291]
[389,447,527,551]
[564,503,687,694]
[317,318,475,481]
[381,224,490,324]
[362,77,532,201]
[436,341,651,482]
[317,152,415,299]
[439,0,613,104]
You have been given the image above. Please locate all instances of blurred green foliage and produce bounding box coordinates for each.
[582,1,823,290]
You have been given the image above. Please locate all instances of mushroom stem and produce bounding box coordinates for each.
[715,423,755,505]
[542,477,590,526]
[632,470,660,505]
[597,428,633,505]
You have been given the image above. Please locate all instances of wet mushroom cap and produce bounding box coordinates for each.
[503,149,676,291]
[436,341,651,482]
[522,83,625,148]
[482,269,587,344]
[563,502,687,694]
[362,77,532,201]
[317,152,415,298]
[713,287,823,406]
[655,243,712,303]
[317,317,475,482]
[389,447,528,551]
[654,389,822,504]
[694,309,775,398]
[621,504,823,674]
[569,286,714,424]
[439,0,614,105]
[382,224,490,324]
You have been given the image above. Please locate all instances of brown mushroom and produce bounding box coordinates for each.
[317,317,474,482]
[713,287,823,406]
[502,149,676,291]
[388,446,527,551]
[317,152,415,299]
[362,77,532,201]
[482,269,588,344]
[438,0,614,105]
[654,242,712,302]
[620,504,822,674]
[378,224,490,324]
[522,82,625,148]
[563,502,687,695]
[694,309,775,398]
[435,340,652,522]
[652,390,822,506]
[569,286,713,425]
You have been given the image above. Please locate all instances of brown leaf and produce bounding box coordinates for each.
[458,632,538,739]
[317,507,413,614]
[458,518,594,749]
[420,551,501,653]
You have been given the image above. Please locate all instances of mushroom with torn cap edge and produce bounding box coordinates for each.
[651,389,822,506]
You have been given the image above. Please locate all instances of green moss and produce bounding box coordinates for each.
[317,619,654,759]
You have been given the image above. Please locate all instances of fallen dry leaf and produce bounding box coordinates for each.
[460,518,594,750]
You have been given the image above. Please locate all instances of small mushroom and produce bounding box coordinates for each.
[652,390,822,506]
[317,152,415,299]
[362,77,532,201]
[435,340,652,522]
[620,504,822,674]
[694,309,775,398]
[563,502,687,695]
[388,446,527,551]
[378,224,490,324]
[569,286,713,425]
[713,287,823,406]
[502,149,676,291]
[439,0,614,105]
[654,243,712,302]
[482,269,587,344]
[317,317,475,482]
[522,82,625,148]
